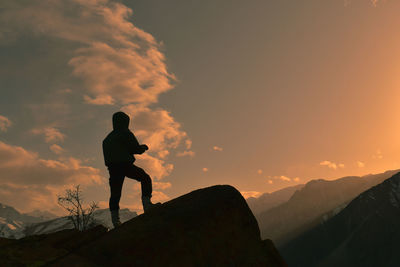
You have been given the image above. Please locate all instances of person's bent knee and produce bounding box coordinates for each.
[143,173,151,182]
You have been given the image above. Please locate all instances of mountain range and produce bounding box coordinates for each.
[247,169,399,247]
[281,171,400,267]
[246,184,304,215]
[0,203,137,239]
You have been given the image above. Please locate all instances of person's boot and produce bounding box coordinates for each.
[142,196,161,213]
[110,209,121,228]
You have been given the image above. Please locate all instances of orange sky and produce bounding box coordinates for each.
[0,0,400,214]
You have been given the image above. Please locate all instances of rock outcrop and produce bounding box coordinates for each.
[0,185,286,266]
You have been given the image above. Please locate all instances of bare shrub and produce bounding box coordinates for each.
[57,185,99,231]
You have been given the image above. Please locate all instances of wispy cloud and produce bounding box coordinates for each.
[31,127,65,143]
[241,191,261,199]
[372,149,383,159]
[1,0,189,182]
[356,161,365,168]
[0,141,102,213]
[213,146,223,152]
[267,175,300,183]
[0,0,175,106]
[157,150,169,159]
[153,182,172,190]
[152,191,170,203]
[257,169,263,175]
[122,105,188,152]
[135,154,174,181]
[319,160,345,170]
[176,150,195,157]
[202,167,209,172]
[0,141,102,186]
[0,115,12,132]
[122,105,192,168]
[279,175,292,182]
[344,0,384,7]
[49,144,65,155]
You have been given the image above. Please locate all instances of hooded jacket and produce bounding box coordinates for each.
[102,112,145,166]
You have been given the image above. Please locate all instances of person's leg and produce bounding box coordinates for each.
[125,164,152,198]
[125,164,160,212]
[108,164,125,227]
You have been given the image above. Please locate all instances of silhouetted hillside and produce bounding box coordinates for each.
[247,184,304,215]
[281,171,400,267]
[257,170,398,246]
[0,185,286,266]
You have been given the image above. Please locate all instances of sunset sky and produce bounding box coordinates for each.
[1,0,400,214]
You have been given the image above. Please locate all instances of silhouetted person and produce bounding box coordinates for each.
[103,111,160,228]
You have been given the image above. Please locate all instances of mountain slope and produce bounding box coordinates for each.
[0,185,287,266]
[246,184,304,215]
[257,170,398,246]
[0,203,56,238]
[0,203,137,239]
[281,171,400,267]
[23,208,137,236]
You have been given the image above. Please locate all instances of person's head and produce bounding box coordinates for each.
[112,111,130,130]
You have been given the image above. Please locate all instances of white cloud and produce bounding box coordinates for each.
[213,146,223,152]
[0,0,175,107]
[122,105,192,170]
[153,182,172,190]
[357,161,365,168]
[0,141,102,186]
[267,175,299,183]
[157,150,169,159]
[371,0,380,6]
[185,140,192,150]
[279,175,291,182]
[241,191,261,199]
[372,149,383,159]
[0,115,12,132]
[151,191,170,203]
[49,144,65,154]
[135,154,173,181]
[344,0,383,7]
[176,150,195,157]
[122,105,189,153]
[31,127,65,143]
[320,160,344,170]
[1,0,189,183]
[0,141,102,213]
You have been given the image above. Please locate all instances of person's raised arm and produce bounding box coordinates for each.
[127,131,148,154]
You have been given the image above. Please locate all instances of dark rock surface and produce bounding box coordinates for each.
[0,185,286,267]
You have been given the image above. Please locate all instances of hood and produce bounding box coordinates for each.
[112,111,130,130]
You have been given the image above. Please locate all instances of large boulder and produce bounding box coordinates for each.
[0,185,286,266]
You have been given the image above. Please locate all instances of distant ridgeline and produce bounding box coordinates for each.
[0,204,136,239]
[247,170,398,249]
[280,171,400,267]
